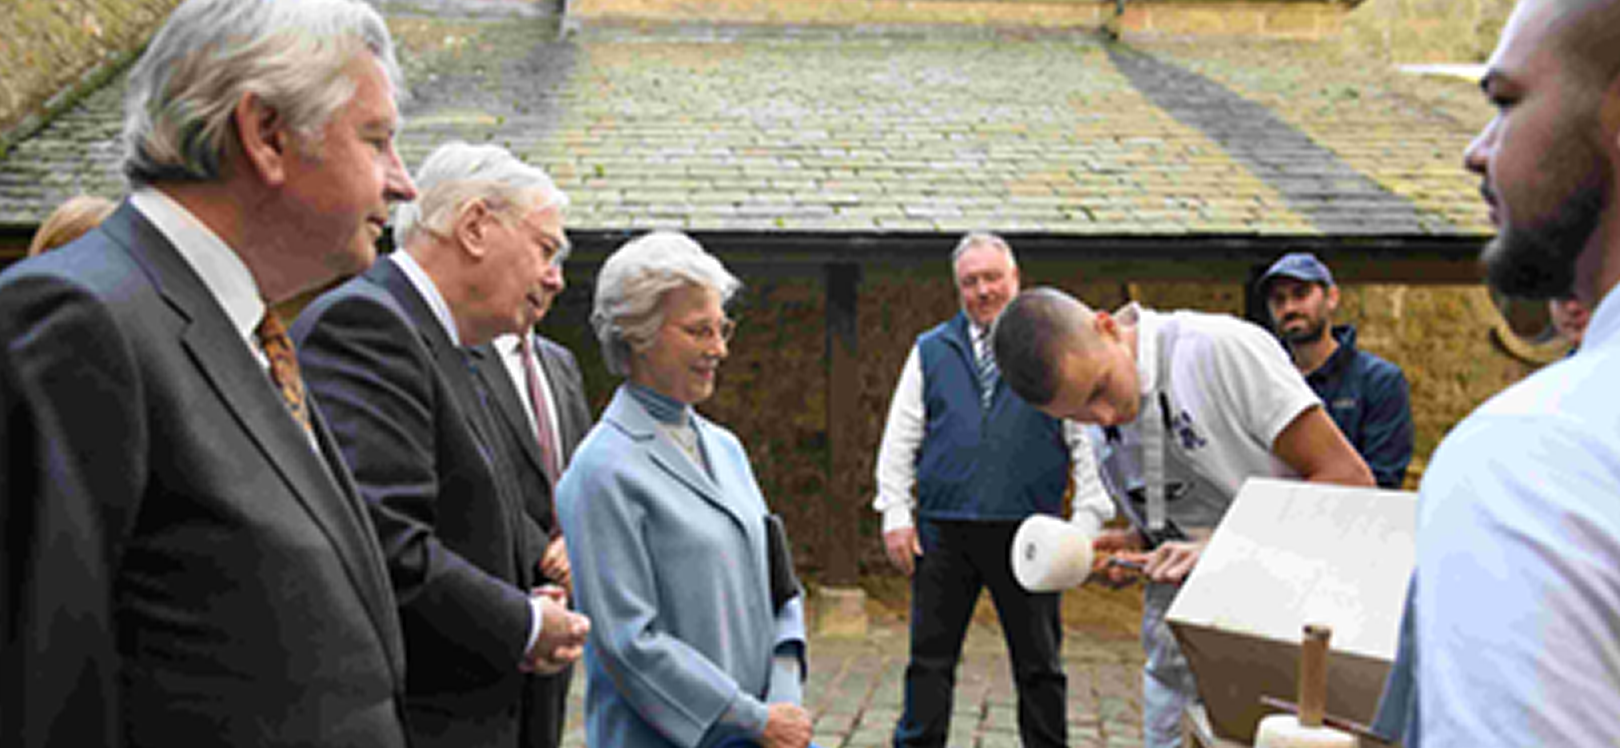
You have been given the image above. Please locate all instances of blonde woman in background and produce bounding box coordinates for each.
[27,195,115,256]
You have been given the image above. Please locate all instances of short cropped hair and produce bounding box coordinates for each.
[1555,0,1620,90]
[393,141,568,249]
[28,195,116,257]
[592,231,740,377]
[122,0,401,185]
[950,231,1016,268]
[991,287,1086,407]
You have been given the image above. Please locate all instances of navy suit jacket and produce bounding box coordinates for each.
[0,201,408,748]
[293,258,548,748]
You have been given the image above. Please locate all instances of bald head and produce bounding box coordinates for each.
[1547,0,1620,87]
[992,287,1096,406]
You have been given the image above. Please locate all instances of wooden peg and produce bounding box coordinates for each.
[1298,624,1332,728]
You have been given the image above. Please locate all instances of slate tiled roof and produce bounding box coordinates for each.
[0,15,1493,241]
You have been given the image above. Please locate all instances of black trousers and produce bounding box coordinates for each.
[894,519,1067,747]
[522,665,573,748]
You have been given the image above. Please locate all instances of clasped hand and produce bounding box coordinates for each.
[521,585,590,674]
[760,703,812,748]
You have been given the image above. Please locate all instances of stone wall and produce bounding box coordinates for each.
[1342,0,1515,63]
[1118,1,1355,39]
[1336,283,1540,478]
[0,0,180,155]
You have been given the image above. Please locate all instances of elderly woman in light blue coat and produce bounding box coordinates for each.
[557,231,811,748]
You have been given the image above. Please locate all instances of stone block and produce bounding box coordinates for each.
[815,585,870,638]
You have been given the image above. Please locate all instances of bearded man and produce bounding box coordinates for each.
[1373,0,1620,743]
[1259,252,1414,488]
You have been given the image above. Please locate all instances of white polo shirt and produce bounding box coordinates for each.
[1121,303,1320,522]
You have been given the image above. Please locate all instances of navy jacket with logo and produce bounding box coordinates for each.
[1306,325,1413,489]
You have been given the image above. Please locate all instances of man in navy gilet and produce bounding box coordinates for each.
[872,233,1112,748]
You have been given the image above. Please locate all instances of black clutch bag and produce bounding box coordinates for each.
[764,513,803,614]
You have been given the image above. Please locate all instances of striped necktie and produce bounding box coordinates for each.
[255,311,312,432]
[519,335,562,485]
[977,333,999,410]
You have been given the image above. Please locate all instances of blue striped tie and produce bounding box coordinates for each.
[977,337,998,410]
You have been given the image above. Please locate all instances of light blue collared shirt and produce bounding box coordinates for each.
[1412,290,1620,746]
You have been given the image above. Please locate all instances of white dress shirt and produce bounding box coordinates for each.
[492,332,564,466]
[128,187,332,454]
[130,188,265,365]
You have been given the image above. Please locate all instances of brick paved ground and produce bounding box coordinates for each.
[559,593,1148,748]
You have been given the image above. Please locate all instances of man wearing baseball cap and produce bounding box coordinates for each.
[1259,252,1414,488]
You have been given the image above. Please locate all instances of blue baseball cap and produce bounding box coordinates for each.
[1259,252,1335,291]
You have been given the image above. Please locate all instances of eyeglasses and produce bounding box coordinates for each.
[677,318,736,344]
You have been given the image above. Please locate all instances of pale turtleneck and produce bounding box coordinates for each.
[627,383,710,478]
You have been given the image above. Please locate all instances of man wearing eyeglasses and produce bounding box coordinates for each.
[292,141,590,748]
[872,232,1113,748]
[469,224,593,748]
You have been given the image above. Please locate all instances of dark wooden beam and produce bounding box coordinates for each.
[822,261,862,588]
[560,230,1488,285]
[2,224,1490,286]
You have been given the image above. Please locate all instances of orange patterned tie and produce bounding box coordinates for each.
[255,311,312,432]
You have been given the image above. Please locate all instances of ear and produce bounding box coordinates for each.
[234,93,290,187]
[1092,309,1119,342]
[454,199,493,258]
[1325,284,1341,313]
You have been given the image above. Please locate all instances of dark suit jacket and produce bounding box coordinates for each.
[0,201,409,748]
[469,334,592,748]
[469,334,591,539]
[292,257,549,748]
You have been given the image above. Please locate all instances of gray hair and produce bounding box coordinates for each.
[592,231,741,377]
[950,231,1017,268]
[394,141,569,249]
[122,0,401,184]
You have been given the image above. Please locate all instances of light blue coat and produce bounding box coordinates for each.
[557,386,807,748]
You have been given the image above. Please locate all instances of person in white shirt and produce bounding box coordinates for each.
[992,287,1372,748]
[873,233,1112,748]
[1372,0,1620,743]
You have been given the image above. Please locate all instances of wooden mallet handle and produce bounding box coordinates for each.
[1299,624,1332,728]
